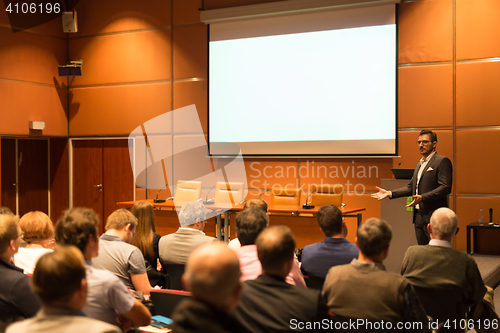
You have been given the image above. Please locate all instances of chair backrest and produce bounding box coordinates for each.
[311,184,343,207]
[214,182,245,206]
[174,180,202,204]
[412,285,468,323]
[150,289,191,318]
[271,187,301,206]
[304,276,325,291]
[163,263,186,290]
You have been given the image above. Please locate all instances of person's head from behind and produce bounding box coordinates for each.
[256,225,295,278]
[429,208,458,242]
[19,211,54,247]
[235,207,268,246]
[356,218,392,262]
[182,242,241,314]
[0,214,21,259]
[0,207,14,216]
[178,201,207,231]
[55,208,100,258]
[131,201,156,262]
[317,204,344,237]
[31,245,87,309]
[105,209,138,243]
[243,198,268,215]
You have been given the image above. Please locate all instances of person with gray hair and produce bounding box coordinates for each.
[401,208,486,308]
[159,201,215,265]
[171,242,251,333]
[322,218,428,331]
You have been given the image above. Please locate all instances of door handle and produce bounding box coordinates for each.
[94,184,103,192]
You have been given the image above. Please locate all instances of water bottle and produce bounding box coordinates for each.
[479,209,484,225]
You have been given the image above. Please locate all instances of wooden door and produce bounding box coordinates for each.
[18,139,49,216]
[103,139,134,223]
[72,139,134,234]
[72,140,104,219]
[1,138,16,212]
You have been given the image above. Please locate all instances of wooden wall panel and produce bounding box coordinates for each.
[0,29,66,84]
[173,80,207,133]
[456,0,500,60]
[69,30,172,86]
[173,25,207,79]
[398,0,453,64]
[456,62,500,126]
[243,159,299,190]
[72,0,172,36]
[399,65,453,128]
[456,129,500,194]
[173,0,202,26]
[203,0,283,10]
[69,83,172,136]
[298,159,393,193]
[0,82,67,136]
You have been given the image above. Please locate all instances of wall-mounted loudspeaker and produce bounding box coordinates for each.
[62,11,78,33]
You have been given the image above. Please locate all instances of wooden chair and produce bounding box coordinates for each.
[311,184,343,208]
[150,289,191,318]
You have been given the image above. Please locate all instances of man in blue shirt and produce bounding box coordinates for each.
[301,204,358,279]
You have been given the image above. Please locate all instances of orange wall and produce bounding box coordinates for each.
[0,8,67,136]
[2,0,499,251]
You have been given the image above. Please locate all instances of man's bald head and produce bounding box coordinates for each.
[183,242,241,313]
[430,208,458,241]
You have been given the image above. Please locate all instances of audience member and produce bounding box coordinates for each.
[159,201,215,265]
[6,245,121,333]
[322,218,428,331]
[233,226,329,333]
[0,207,13,215]
[236,207,305,287]
[55,208,151,329]
[171,242,251,333]
[93,209,152,300]
[401,208,487,316]
[13,211,54,275]
[0,214,41,332]
[301,205,358,280]
[228,198,268,251]
[130,201,165,287]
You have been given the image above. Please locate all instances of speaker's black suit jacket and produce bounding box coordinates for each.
[391,153,453,227]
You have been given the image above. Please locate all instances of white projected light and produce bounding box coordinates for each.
[208,4,397,156]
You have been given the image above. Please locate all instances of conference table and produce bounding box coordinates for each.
[117,199,365,247]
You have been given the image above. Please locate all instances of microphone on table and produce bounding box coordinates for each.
[154,184,168,203]
[302,188,317,209]
[203,184,216,205]
[258,188,271,199]
[397,162,401,168]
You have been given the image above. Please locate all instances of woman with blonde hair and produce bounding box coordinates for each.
[14,211,54,274]
[130,201,165,287]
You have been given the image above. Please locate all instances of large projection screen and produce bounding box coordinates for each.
[209,4,397,156]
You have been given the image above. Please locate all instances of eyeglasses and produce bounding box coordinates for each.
[417,140,432,145]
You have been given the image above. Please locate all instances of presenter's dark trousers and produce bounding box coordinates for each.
[414,210,431,245]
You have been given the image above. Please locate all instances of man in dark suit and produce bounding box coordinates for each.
[372,129,452,245]
[233,226,329,333]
